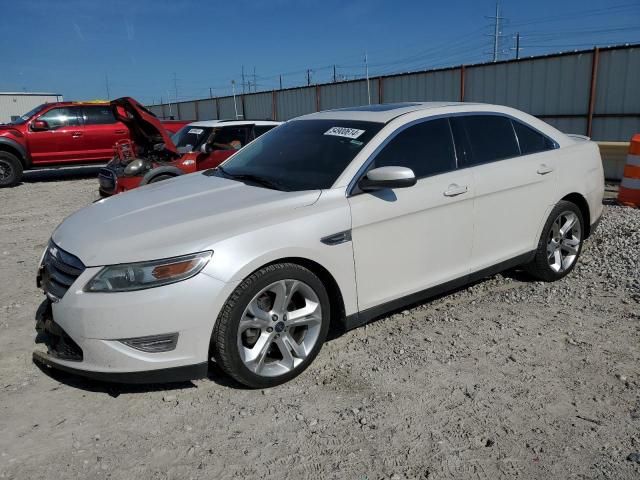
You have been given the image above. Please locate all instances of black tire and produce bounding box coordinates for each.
[0,151,23,187]
[212,263,330,388]
[148,174,175,184]
[525,200,584,282]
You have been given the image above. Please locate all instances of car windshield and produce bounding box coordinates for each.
[207,119,383,191]
[8,104,48,124]
[171,125,213,152]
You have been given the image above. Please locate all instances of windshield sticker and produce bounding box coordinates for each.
[324,127,365,139]
[188,128,204,135]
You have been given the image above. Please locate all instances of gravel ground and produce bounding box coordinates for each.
[0,171,639,480]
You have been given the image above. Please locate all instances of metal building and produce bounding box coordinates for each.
[0,92,63,124]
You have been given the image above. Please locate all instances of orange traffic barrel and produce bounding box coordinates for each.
[618,134,640,207]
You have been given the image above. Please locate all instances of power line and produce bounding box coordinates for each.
[486,1,506,62]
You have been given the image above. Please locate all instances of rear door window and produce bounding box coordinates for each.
[450,115,520,167]
[512,120,556,155]
[371,118,456,179]
[83,106,117,125]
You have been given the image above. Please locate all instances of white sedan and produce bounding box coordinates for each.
[35,102,604,388]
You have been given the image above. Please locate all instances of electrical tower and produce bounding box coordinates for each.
[486,1,505,62]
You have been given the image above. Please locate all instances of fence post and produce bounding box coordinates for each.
[176,102,181,121]
[241,95,246,119]
[315,85,321,112]
[378,77,384,104]
[459,65,466,102]
[215,97,220,119]
[587,47,600,138]
[194,101,199,121]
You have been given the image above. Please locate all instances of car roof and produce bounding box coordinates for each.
[187,120,281,127]
[296,102,484,123]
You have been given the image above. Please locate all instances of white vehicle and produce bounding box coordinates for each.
[35,102,604,388]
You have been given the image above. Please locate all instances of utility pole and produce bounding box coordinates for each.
[333,65,337,83]
[167,90,173,119]
[307,69,311,86]
[232,80,239,119]
[241,66,246,94]
[253,67,257,93]
[104,73,110,100]
[279,75,283,90]
[365,52,371,105]
[513,32,522,59]
[486,1,504,62]
[173,72,179,103]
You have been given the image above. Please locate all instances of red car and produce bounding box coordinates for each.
[0,99,188,187]
[97,100,280,196]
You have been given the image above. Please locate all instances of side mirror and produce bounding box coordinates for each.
[31,120,50,131]
[358,166,417,191]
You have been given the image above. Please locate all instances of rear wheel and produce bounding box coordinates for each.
[148,174,175,184]
[212,263,330,388]
[0,152,23,187]
[525,201,584,281]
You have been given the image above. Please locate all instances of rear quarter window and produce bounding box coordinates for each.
[512,120,556,154]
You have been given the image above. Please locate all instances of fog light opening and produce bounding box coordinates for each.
[119,333,179,353]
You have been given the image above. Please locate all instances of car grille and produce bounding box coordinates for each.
[38,242,85,302]
[98,167,117,192]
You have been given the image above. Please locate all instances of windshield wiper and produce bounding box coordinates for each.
[212,167,284,191]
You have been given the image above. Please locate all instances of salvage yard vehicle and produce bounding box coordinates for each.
[0,99,187,187]
[34,102,604,388]
[98,117,280,196]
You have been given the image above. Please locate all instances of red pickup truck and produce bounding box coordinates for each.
[0,100,188,187]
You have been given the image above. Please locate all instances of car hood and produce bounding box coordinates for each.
[111,97,178,155]
[52,173,321,266]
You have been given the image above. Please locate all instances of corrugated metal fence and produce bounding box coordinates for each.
[148,44,640,142]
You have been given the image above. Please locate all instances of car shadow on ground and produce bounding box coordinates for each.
[33,268,535,394]
[21,166,102,184]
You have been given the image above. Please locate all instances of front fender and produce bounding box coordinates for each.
[0,136,29,167]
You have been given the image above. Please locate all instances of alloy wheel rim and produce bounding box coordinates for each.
[0,160,11,181]
[547,210,581,273]
[237,279,322,377]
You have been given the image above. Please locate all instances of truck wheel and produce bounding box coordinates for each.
[148,174,175,184]
[212,263,330,388]
[0,152,23,187]
[525,201,584,282]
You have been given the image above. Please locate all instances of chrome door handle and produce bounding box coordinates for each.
[71,131,83,138]
[444,184,468,197]
[115,129,126,134]
[537,164,554,175]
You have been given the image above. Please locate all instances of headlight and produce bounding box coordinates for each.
[84,251,212,293]
[123,159,147,176]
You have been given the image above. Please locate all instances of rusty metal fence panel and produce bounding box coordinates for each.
[244,92,273,120]
[382,69,460,103]
[147,44,640,141]
[276,88,316,120]
[319,79,380,111]
[196,99,217,120]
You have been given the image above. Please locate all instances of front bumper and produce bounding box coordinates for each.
[34,268,238,384]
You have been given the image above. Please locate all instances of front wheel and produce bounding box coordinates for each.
[212,263,330,388]
[0,152,23,187]
[525,200,584,281]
